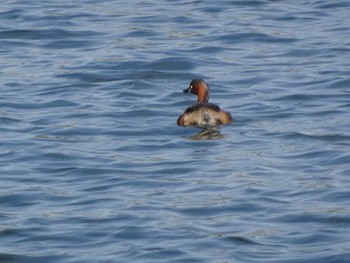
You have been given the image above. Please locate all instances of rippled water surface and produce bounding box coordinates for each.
[1,1,350,262]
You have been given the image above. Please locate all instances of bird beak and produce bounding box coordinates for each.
[183,85,192,93]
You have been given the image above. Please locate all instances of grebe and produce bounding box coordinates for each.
[177,79,232,126]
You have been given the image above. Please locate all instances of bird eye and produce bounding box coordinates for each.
[189,85,193,91]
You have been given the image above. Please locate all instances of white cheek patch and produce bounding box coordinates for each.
[189,85,193,92]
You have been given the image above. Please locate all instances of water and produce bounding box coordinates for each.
[1,1,350,262]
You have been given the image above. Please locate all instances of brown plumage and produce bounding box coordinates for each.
[177,79,232,127]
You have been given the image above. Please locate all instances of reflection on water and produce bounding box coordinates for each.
[188,126,225,140]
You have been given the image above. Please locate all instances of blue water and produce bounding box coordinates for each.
[1,1,350,262]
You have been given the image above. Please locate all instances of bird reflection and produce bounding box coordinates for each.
[188,126,225,140]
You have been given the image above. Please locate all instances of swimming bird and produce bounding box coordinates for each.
[177,79,232,126]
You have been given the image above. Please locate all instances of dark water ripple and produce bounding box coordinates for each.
[1,0,350,262]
